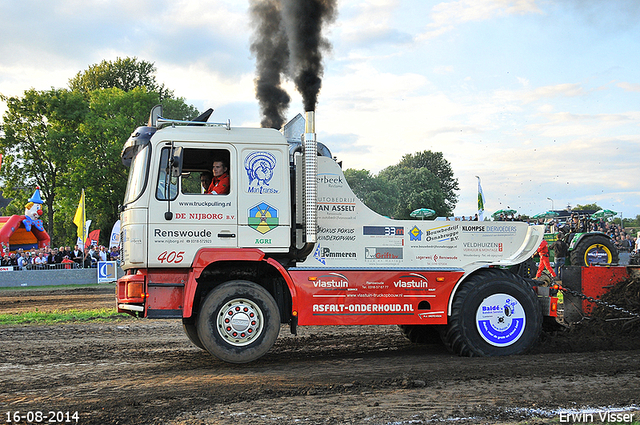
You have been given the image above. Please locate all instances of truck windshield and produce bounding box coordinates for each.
[123,144,151,206]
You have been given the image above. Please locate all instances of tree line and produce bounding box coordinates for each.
[0,57,460,247]
[0,57,198,246]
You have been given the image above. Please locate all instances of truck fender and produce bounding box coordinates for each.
[183,248,298,318]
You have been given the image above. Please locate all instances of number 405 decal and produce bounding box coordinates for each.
[157,251,185,263]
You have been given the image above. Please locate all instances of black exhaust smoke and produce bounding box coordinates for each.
[250,0,337,128]
[250,0,291,129]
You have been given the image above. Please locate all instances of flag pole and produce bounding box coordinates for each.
[475,176,485,221]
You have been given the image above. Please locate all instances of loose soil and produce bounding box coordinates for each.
[0,283,639,425]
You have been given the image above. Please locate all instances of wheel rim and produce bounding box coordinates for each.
[475,293,526,347]
[217,298,264,346]
[584,244,612,265]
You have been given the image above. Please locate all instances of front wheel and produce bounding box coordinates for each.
[441,269,542,357]
[197,280,281,363]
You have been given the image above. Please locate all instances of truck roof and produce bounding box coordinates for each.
[153,125,288,146]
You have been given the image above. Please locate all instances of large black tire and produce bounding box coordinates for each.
[197,280,280,364]
[570,234,619,266]
[182,317,205,350]
[398,325,443,345]
[441,269,542,357]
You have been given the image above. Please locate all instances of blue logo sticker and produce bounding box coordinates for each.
[245,151,279,194]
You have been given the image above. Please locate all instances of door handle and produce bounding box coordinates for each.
[217,233,236,238]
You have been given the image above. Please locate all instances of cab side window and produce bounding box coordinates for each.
[179,148,231,195]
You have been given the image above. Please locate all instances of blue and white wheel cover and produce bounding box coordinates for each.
[476,294,526,347]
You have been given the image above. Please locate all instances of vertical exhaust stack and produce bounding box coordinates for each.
[304,110,317,244]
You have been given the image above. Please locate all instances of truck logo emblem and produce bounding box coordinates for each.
[410,226,422,241]
[245,151,278,194]
[248,202,278,234]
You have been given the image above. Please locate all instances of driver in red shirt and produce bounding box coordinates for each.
[206,160,230,195]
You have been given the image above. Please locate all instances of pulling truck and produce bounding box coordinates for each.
[117,107,557,363]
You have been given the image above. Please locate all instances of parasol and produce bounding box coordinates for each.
[410,208,436,220]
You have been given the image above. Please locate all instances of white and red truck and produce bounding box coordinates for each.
[117,107,557,363]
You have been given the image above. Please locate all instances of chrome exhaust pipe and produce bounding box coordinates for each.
[303,111,317,244]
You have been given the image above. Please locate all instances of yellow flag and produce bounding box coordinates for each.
[73,189,85,241]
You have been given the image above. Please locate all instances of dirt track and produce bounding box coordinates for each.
[1,285,639,425]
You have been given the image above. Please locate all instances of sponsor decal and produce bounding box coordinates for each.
[317,203,355,212]
[363,226,404,236]
[476,294,525,346]
[462,242,503,252]
[248,202,279,234]
[410,225,459,243]
[393,273,429,289]
[462,225,517,233]
[317,173,344,188]
[410,226,422,241]
[365,247,403,260]
[317,226,356,241]
[314,273,350,289]
[154,229,212,238]
[177,201,231,208]
[174,212,223,220]
[313,244,357,265]
[244,151,279,194]
[255,238,271,244]
[312,303,414,313]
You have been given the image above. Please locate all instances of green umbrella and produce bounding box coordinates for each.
[591,209,617,219]
[532,211,559,219]
[492,209,517,218]
[410,208,436,220]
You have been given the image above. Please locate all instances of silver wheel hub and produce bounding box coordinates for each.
[217,298,263,346]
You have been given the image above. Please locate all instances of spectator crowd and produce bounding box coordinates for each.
[1,244,120,270]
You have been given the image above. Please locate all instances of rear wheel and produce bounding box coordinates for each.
[441,269,542,357]
[197,280,280,364]
[570,234,618,266]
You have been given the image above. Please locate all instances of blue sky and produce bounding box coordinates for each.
[1,0,639,219]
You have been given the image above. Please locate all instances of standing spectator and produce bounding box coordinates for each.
[72,245,83,265]
[48,248,58,266]
[98,246,107,262]
[34,252,47,269]
[55,247,65,263]
[16,252,27,270]
[61,255,75,270]
[551,235,568,281]
[83,247,93,268]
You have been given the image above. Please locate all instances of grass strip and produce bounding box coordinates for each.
[0,308,131,325]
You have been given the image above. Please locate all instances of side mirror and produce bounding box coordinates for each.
[170,146,183,177]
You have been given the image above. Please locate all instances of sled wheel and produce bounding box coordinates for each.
[398,325,443,345]
[182,317,205,350]
[441,269,542,357]
[197,280,280,363]
[570,234,618,266]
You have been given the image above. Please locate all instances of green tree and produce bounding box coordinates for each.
[574,203,601,211]
[379,167,447,219]
[0,88,87,236]
[343,169,395,217]
[69,57,172,99]
[343,151,457,219]
[394,151,459,212]
[1,57,200,246]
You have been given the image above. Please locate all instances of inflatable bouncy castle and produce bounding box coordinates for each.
[0,188,50,255]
